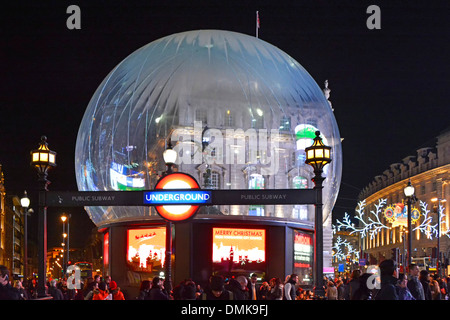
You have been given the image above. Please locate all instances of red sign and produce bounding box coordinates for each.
[154,173,201,222]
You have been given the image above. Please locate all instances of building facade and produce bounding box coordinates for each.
[358,127,450,273]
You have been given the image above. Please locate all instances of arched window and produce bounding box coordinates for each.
[249,173,264,216]
[292,176,308,220]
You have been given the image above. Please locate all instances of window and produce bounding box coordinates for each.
[195,109,207,124]
[251,115,264,129]
[225,109,234,127]
[249,173,264,216]
[203,170,219,189]
[249,173,264,190]
[293,176,308,189]
[280,116,291,132]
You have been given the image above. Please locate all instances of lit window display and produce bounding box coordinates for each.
[293,230,313,285]
[212,227,266,275]
[127,228,166,274]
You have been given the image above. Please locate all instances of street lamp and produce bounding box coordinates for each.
[20,191,32,282]
[431,197,446,277]
[305,131,331,299]
[162,141,177,296]
[404,179,415,268]
[30,136,56,297]
[163,140,177,175]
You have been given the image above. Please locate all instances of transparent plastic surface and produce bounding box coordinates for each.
[75,30,342,227]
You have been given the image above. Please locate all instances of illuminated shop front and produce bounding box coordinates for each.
[75,30,342,297]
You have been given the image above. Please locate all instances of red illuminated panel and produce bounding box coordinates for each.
[103,232,109,266]
[127,228,166,271]
[212,228,265,265]
[294,231,313,268]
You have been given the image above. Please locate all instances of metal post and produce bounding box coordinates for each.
[407,197,412,268]
[24,208,28,282]
[437,200,441,277]
[164,221,173,297]
[37,175,49,298]
[312,171,325,299]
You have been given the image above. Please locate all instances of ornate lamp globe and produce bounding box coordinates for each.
[31,136,56,174]
[163,142,177,173]
[305,131,332,175]
[404,180,415,197]
[20,190,30,209]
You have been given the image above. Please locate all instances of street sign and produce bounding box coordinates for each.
[212,189,317,205]
[144,190,212,205]
[46,188,318,207]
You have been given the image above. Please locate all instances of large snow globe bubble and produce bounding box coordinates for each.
[75,30,342,227]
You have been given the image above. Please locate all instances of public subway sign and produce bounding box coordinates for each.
[143,190,212,205]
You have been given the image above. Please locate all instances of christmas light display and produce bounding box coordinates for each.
[334,199,448,241]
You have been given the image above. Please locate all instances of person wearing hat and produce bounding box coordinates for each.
[202,275,233,300]
[109,281,125,300]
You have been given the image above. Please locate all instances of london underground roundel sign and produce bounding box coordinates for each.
[152,173,207,222]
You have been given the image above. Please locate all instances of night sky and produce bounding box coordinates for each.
[1,0,449,248]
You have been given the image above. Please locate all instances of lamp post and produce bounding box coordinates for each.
[305,131,331,299]
[61,214,70,276]
[431,197,446,277]
[404,180,415,268]
[30,136,56,297]
[20,191,31,282]
[162,140,177,295]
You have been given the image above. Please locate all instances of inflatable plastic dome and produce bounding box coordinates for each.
[75,30,342,227]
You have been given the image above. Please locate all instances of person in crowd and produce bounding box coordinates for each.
[267,277,283,300]
[430,274,441,300]
[93,281,111,300]
[104,275,112,290]
[137,280,151,300]
[344,269,361,300]
[326,281,338,300]
[0,265,20,300]
[180,280,197,300]
[84,281,98,300]
[284,274,298,300]
[259,281,269,300]
[48,279,64,300]
[419,270,432,300]
[202,275,233,300]
[439,276,447,299]
[375,259,399,300]
[226,275,249,300]
[336,279,346,300]
[109,280,125,300]
[407,263,425,300]
[352,273,373,300]
[148,277,169,300]
[247,273,261,300]
[13,280,29,300]
[397,273,415,300]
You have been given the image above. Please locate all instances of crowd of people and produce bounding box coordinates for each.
[0,265,126,300]
[1,261,449,300]
[136,273,306,300]
[323,260,449,300]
